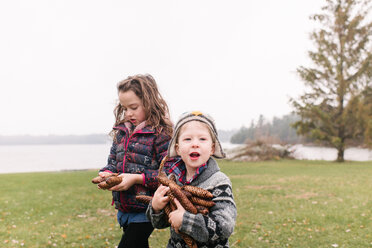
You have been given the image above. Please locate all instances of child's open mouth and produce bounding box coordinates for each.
[189,152,200,160]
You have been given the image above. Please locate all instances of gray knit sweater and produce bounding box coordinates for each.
[146,158,237,248]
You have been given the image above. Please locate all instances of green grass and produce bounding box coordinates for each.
[1,160,372,247]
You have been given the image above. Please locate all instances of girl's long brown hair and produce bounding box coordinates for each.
[110,74,173,138]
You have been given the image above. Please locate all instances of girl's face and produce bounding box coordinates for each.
[119,90,147,126]
[176,121,215,174]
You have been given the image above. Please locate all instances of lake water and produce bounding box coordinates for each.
[0,144,112,174]
[289,144,372,162]
[0,143,371,174]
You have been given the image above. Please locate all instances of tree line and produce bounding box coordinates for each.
[229,114,309,145]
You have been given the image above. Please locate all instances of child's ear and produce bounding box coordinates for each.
[210,143,215,156]
[175,144,180,155]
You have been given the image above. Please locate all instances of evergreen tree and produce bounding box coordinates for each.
[291,0,372,162]
[230,114,302,144]
[230,121,255,144]
[272,114,302,144]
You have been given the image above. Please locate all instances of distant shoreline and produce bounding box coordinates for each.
[0,134,111,145]
[0,130,234,145]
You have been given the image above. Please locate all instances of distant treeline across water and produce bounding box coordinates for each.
[0,130,234,145]
[0,134,111,145]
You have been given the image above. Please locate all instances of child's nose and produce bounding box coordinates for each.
[191,140,199,147]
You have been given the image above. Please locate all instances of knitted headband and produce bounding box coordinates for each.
[167,111,226,159]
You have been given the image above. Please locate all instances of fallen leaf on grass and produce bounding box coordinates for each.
[230,239,241,246]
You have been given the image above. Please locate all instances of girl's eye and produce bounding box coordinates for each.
[184,138,191,141]
[200,138,207,141]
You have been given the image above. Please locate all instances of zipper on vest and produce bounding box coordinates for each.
[122,130,154,173]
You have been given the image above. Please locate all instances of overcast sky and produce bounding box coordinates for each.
[0,0,326,135]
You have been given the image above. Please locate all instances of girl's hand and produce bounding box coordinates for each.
[152,185,170,213]
[98,171,112,179]
[168,198,185,233]
[96,172,114,188]
[108,173,142,191]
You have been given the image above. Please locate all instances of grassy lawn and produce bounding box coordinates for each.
[1,160,371,247]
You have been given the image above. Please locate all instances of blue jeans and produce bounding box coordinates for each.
[117,210,149,228]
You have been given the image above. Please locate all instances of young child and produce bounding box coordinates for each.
[97,74,173,248]
[147,111,237,248]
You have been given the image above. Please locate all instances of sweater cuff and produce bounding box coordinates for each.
[180,211,196,235]
[148,202,166,220]
[142,173,146,185]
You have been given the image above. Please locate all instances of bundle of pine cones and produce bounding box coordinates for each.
[136,156,215,248]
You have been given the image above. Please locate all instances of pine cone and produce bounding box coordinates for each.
[189,196,215,208]
[182,185,213,199]
[135,195,153,204]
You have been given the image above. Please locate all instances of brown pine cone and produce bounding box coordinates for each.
[158,174,172,186]
[181,233,197,248]
[189,196,215,208]
[195,205,209,215]
[106,176,122,187]
[97,181,110,189]
[182,185,213,199]
[169,182,197,214]
[169,174,177,182]
[135,195,153,204]
[91,176,104,184]
[181,189,193,199]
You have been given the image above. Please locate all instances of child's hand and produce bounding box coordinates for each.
[152,185,170,213]
[108,173,142,191]
[98,172,112,179]
[96,172,114,188]
[168,198,185,233]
